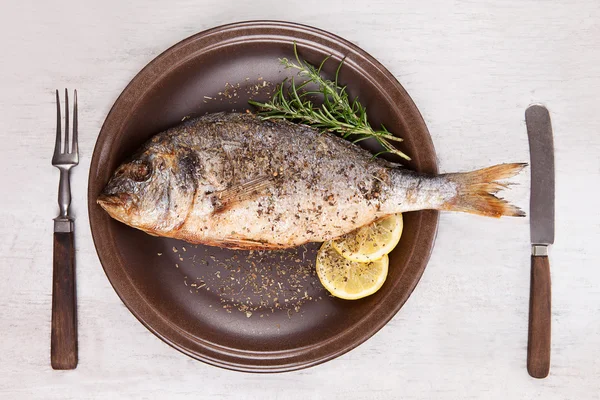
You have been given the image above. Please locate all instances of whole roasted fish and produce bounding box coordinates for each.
[98,112,525,249]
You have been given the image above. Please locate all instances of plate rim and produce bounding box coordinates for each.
[88,20,439,372]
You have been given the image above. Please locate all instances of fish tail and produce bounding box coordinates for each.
[442,163,527,217]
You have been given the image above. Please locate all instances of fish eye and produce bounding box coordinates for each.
[131,161,152,182]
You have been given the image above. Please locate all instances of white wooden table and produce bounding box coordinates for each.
[1,1,599,398]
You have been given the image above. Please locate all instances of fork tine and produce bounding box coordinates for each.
[54,90,62,157]
[72,90,78,156]
[64,89,70,154]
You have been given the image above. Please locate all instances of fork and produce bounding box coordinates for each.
[51,89,78,369]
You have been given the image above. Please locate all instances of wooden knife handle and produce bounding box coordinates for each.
[51,232,78,369]
[527,255,551,378]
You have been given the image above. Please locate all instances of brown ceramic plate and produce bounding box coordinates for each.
[89,21,439,372]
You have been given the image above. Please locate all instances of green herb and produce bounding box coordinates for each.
[249,44,410,160]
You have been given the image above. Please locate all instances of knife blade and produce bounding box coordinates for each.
[525,104,554,378]
[527,105,555,247]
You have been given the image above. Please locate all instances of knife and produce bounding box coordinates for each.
[525,105,554,378]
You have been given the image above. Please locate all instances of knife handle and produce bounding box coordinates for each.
[51,232,78,369]
[527,255,551,378]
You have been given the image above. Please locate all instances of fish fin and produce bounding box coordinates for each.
[218,237,285,250]
[442,163,527,218]
[211,176,274,213]
[171,230,283,250]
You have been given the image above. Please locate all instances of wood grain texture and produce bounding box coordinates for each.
[51,232,78,370]
[527,255,551,378]
[0,0,599,399]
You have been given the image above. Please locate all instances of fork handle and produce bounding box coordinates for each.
[51,232,78,369]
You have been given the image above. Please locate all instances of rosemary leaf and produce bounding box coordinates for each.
[248,44,410,161]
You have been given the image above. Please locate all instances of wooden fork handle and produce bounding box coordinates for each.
[51,232,78,369]
[527,255,551,378]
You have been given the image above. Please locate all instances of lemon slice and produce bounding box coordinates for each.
[332,214,403,262]
[316,241,388,300]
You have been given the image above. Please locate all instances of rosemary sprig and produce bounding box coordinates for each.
[248,44,410,160]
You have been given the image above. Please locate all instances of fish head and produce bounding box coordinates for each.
[97,147,197,234]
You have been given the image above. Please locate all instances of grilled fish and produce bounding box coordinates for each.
[98,112,525,249]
